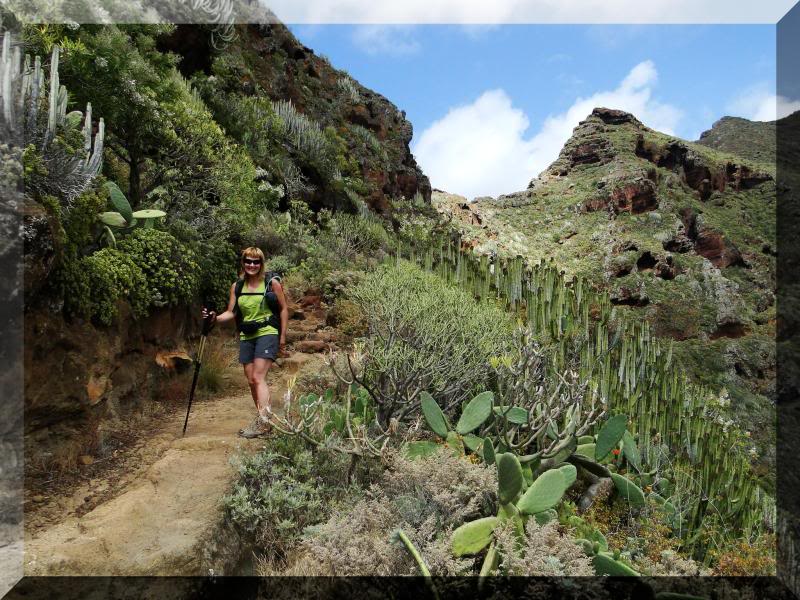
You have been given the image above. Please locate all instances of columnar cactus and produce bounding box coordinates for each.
[1,36,106,202]
[393,229,767,557]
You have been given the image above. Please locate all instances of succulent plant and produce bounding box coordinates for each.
[419,390,495,459]
[2,39,105,202]
[98,181,167,245]
[450,452,576,573]
[395,231,766,558]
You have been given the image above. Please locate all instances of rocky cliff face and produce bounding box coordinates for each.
[161,23,431,215]
[24,304,198,472]
[433,108,776,470]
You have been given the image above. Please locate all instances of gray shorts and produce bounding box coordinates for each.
[239,334,279,364]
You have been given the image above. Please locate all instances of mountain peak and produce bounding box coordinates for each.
[589,107,642,126]
[541,107,647,180]
[696,115,775,166]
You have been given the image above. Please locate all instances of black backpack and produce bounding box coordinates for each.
[234,272,282,335]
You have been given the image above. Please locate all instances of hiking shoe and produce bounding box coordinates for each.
[238,415,261,437]
[239,414,273,439]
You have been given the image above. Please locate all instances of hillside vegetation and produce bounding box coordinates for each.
[434,108,777,479]
[8,15,777,586]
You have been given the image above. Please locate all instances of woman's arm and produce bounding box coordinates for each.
[272,280,289,349]
[202,283,237,325]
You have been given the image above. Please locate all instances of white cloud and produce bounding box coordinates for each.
[351,25,421,56]
[413,60,682,199]
[267,0,793,25]
[727,82,800,121]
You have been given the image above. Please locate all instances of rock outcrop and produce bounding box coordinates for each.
[24,304,199,470]
[161,23,431,215]
[432,107,776,458]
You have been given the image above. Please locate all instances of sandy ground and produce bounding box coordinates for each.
[23,349,325,576]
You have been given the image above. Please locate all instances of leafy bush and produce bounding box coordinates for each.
[266,255,292,277]
[62,185,109,251]
[118,228,199,308]
[197,240,238,312]
[224,434,378,566]
[326,298,368,339]
[320,270,365,303]
[81,248,150,325]
[344,261,514,424]
[243,213,286,257]
[322,213,390,262]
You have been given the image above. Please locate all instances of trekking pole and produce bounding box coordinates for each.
[182,312,215,436]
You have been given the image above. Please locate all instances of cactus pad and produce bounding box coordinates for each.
[517,468,567,515]
[558,464,578,489]
[420,391,449,437]
[455,391,494,434]
[595,414,627,461]
[492,405,528,425]
[592,552,639,576]
[451,517,499,556]
[497,453,523,504]
[611,473,646,507]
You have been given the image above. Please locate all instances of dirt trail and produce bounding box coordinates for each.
[24,304,334,576]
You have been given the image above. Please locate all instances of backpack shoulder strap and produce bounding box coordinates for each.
[233,278,245,326]
[265,272,281,293]
[234,278,245,298]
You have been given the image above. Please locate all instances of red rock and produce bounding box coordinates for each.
[298,295,322,309]
[86,374,110,406]
[585,179,658,215]
[294,340,329,353]
[155,350,193,372]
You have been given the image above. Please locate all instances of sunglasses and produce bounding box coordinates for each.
[243,259,262,266]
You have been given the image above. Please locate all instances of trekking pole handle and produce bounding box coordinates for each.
[201,308,215,336]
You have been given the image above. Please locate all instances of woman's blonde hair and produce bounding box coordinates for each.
[239,247,267,280]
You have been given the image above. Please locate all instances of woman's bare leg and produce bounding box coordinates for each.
[242,362,259,412]
[246,358,274,418]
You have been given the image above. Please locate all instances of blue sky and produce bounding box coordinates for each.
[288,25,788,198]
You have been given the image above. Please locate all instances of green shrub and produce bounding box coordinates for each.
[223,434,377,565]
[320,270,365,302]
[118,228,199,308]
[197,240,238,312]
[294,245,334,290]
[81,248,150,325]
[266,254,292,277]
[63,184,109,251]
[243,213,286,257]
[61,254,93,320]
[323,213,390,262]
[326,298,368,339]
[347,261,514,423]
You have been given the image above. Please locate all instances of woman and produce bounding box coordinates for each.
[202,247,288,438]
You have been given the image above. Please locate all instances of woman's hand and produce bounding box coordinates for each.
[202,307,217,323]
[279,337,286,356]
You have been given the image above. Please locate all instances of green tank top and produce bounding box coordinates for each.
[238,279,279,340]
